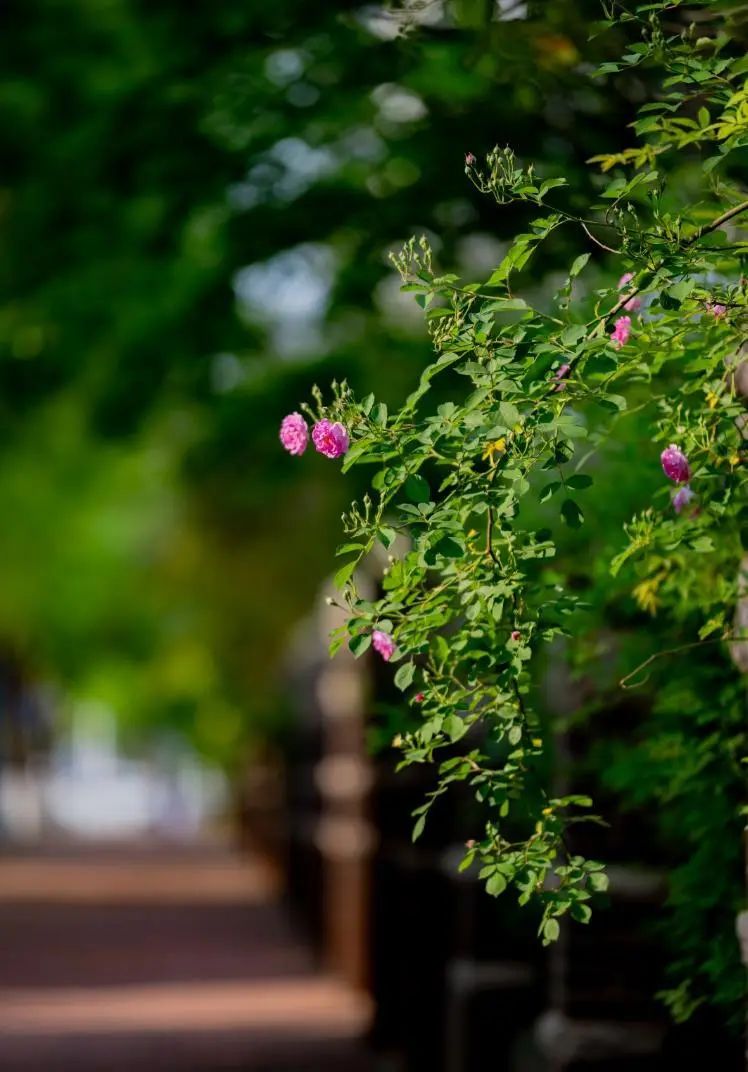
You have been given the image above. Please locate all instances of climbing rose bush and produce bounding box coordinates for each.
[280,0,747,1023]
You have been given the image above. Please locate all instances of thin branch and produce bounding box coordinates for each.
[486,507,500,565]
[602,198,748,324]
[691,198,748,243]
[581,221,621,255]
[619,632,748,689]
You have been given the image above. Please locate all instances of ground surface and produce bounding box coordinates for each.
[0,842,375,1071]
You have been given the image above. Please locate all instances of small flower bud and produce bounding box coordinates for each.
[672,485,695,514]
[510,630,521,642]
[465,152,477,167]
[660,444,691,484]
[465,839,476,850]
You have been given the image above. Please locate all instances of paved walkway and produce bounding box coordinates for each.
[0,843,375,1071]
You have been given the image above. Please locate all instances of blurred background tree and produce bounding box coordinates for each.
[0,0,637,762]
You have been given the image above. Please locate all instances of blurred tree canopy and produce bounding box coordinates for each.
[0,0,656,762]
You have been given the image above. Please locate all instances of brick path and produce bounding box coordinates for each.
[0,843,375,1071]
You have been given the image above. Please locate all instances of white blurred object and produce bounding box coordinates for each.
[0,765,43,842]
[0,701,228,844]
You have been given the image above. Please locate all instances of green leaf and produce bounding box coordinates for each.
[569,253,590,278]
[698,617,723,640]
[660,280,693,309]
[412,814,426,842]
[539,177,568,199]
[500,400,521,426]
[543,918,560,942]
[405,474,431,503]
[485,297,529,313]
[394,661,415,691]
[570,902,592,924]
[428,536,464,561]
[690,536,714,553]
[336,541,365,556]
[372,402,388,426]
[557,417,588,439]
[444,714,468,742]
[566,473,593,490]
[668,279,694,302]
[404,352,462,411]
[540,481,561,503]
[334,559,357,588]
[486,872,507,897]
[349,633,371,658]
[561,498,584,528]
[379,526,397,549]
[588,871,609,893]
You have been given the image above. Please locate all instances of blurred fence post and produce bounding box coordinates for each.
[282,592,376,994]
[314,604,376,990]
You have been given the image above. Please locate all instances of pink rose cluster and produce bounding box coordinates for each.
[660,444,696,515]
[279,413,349,460]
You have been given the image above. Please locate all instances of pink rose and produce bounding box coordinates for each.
[610,315,631,349]
[279,412,309,456]
[660,444,691,484]
[706,302,726,319]
[312,420,349,459]
[372,629,396,662]
[510,630,521,642]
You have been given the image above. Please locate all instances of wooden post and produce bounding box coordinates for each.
[314,600,375,992]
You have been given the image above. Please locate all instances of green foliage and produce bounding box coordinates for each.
[299,0,748,1020]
